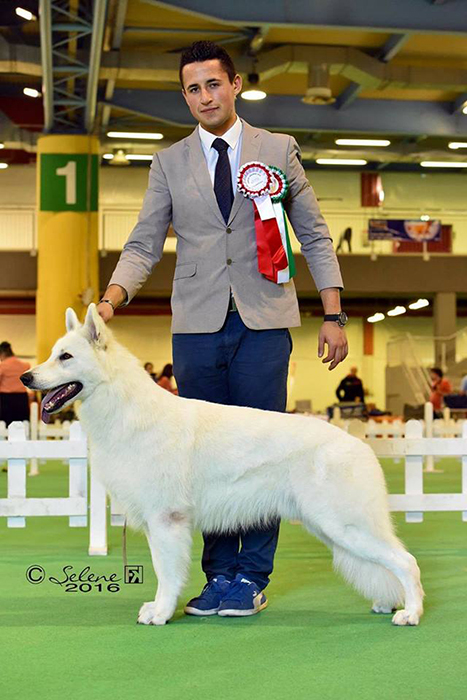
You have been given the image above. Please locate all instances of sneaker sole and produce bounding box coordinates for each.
[217,599,268,617]
[184,606,219,616]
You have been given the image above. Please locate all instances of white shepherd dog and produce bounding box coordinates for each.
[22,304,424,626]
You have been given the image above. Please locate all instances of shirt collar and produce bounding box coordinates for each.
[198,116,243,152]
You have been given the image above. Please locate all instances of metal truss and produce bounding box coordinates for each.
[39,0,107,133]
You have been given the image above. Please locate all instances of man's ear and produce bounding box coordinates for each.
[65,307,80,332]
[83,303,107,348]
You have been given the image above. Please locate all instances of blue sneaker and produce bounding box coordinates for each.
[217,574,268,617]
[184,575,231,616]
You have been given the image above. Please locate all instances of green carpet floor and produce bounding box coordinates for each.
[1,458,466,700]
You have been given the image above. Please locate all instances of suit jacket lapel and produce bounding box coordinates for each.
[228,120,262,225]
[185,128,225,227]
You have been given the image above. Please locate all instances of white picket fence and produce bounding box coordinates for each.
[1,415,466,557]
[0,421,108,555]
[347,418,467,523]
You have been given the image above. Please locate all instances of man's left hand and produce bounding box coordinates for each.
[318,322,348,371]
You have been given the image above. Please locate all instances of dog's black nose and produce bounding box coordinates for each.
[20,372,34,387]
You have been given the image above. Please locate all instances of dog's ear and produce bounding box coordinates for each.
[65,307,81,332]
[83,303,107,348]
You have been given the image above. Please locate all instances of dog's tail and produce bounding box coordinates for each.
[332,545,404,608]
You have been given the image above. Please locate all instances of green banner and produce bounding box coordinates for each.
[40,154,98,212]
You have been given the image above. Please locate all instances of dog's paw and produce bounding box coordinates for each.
[372,602,395,614]
[137,602,170,626]
[391,609,420,626]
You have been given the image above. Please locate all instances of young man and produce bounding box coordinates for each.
[98,41,348,617]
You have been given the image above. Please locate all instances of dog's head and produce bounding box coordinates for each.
[21,303,110,423]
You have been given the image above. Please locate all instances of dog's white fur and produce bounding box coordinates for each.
[27,304,424,626]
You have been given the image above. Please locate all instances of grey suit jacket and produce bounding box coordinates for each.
[108,120,343,333]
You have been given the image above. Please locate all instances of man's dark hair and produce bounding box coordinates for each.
[179,41,236,87]
[0,341,13,357]
[430,367,443,378]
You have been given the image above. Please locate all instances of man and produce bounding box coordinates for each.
[336,366,364,403]
[97,41,348,618]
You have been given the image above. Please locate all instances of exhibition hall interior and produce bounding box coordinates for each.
[1,1,466,699]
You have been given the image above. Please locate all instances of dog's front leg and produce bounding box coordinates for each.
[137,512,192,626]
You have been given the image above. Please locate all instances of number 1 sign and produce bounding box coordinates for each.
[40,154,98,212]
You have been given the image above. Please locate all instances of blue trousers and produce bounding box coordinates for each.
[172,310,292,590]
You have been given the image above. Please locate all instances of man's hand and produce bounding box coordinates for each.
[318,322,348,371]
[96,301,114,323]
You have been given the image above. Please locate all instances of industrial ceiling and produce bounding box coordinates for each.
[1,0,467,170]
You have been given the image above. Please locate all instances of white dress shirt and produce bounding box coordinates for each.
[198,116,243,193]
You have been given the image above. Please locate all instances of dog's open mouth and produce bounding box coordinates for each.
[41,382,83,423]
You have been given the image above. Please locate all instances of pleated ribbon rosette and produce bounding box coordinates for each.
[237,161,295,283]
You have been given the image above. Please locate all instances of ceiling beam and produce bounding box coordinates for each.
[107,89,467,137]
[85,0,109,133]
[335,82,362,110]
[140,0,467,35]
[376,33,411,62]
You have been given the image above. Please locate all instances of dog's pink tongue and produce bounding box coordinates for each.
[40,391,55,424]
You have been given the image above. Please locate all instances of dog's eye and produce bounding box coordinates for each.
[59,352,73,361]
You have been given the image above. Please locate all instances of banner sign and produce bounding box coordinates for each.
[368,219,441,242]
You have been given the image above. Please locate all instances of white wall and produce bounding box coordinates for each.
[1,164,467,253]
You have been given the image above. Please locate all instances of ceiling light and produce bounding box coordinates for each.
[387,306,406,317]
[16,7,36,20]
[126,154,153,161]
[448,142,467,150]
[420,215,430,221]
[23,87,40,98]
[0,163,9,170]
[107,131,163,140]
[420,161,467,168]
[103,150,130,166]
[408,298,429,310]
[241,71,267,101]
[463,105,467,115]
[0,143,4,149]
[335,139,390,147]
[316,158,367,166]
[241,89,267,101]
[367,313,385,323]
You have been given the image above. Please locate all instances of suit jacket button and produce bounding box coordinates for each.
[226,227,232,234]
[227,258,232,265]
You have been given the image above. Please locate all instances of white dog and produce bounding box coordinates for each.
[22,304,424,626]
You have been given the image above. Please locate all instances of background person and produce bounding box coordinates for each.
[429,367,452,413]
[0,341,31,426]
[336,366,364,403]
[144,362,157,381]
[96,41,347,618]
[157,363,178,394]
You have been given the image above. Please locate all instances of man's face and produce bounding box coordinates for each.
[182,59,242,135]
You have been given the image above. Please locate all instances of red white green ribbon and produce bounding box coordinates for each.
[237,162,295,284]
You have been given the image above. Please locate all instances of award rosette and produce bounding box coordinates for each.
[269,166,296,282]
[237,162,294,284]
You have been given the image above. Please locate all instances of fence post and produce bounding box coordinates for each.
[68,422,87,527]
[7,421,27,528]
[463,422,467,523]
[88,469,108,556]
[29,402,39,476]
[405,419,424,523]
[424,402,435,472]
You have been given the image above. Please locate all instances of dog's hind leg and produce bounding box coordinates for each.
[137,512,192,626]
[303,520,424,626]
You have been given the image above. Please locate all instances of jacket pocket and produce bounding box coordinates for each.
[173,262,197,280]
